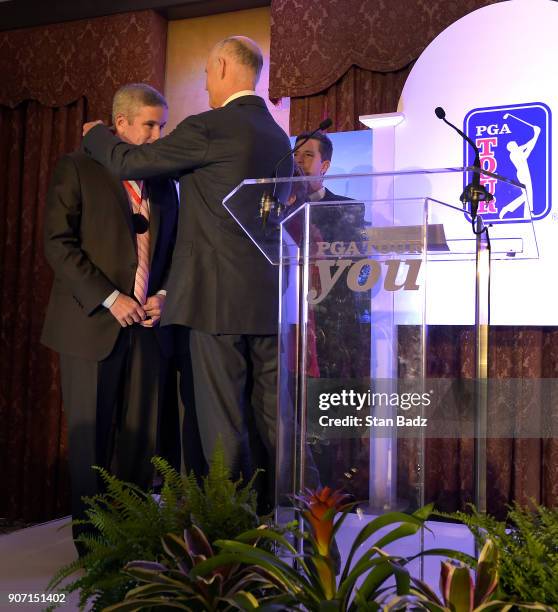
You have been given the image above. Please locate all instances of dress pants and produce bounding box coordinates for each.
[188,329,278,511]
[170,325,207,477]
[60,325,174,544]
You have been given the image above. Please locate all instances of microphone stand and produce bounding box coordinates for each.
[435,107,490,516]
[435,107,492,236]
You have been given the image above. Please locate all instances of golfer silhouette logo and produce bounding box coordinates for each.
[463,102,551,224]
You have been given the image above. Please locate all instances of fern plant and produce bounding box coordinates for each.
[47,441,263,610]
[183,444,261,544]
[440,502,558,606]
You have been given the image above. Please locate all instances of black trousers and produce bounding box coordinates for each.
[59,325,177,543]
[188,329,278,511]
[170,325,206,477]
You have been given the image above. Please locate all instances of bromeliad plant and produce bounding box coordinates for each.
[442,503,558,606]
[379,539,554,611]
[104,524,281,611]
[294,486,354,599]
[193,487,437,611]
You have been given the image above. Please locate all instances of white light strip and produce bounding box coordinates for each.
[359,112,405,129]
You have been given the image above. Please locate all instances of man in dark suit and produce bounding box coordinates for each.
[293,130,369,503]
[82,37,292,510]
[293,130,367,372]
[42,84,179,552]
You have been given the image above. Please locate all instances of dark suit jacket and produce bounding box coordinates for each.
[41,152,178,361]
[311,187,369,378]
[317,187,365,243]
[321,187,351,203]
[83,95,292,335]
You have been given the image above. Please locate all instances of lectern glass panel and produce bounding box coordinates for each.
[223,169,532,533]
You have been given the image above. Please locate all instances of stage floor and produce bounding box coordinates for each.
[0,517,81,611]
[0,513,475,610]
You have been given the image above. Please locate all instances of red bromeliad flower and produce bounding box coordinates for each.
[294,487,353,556]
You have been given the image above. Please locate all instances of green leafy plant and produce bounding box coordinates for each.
[104,524,281,611]
[191,488,437,610]
[440,503,558,606]
[47,441,262,610]
[183,446,261,544]
[380,539,554,611]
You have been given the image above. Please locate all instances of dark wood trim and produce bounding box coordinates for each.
[166,0,269,20]
[0,0,270,32]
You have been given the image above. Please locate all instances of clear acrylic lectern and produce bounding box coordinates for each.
[223,168,534,525]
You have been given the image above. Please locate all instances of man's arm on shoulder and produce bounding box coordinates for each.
[44,156,115,315]
[82,114,210,180]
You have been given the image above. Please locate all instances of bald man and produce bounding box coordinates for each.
[82,37,292,510]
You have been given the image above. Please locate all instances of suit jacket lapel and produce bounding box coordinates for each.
[105,173,136,250]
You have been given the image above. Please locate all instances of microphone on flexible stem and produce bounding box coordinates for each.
[260,118,333,228]
[434,106,492,227]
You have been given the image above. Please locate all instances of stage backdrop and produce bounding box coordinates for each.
[289,129,373,186]
[165,7,289,135]
[394,0,558,326]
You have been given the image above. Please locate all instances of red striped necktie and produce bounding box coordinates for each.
[123,180,150,305]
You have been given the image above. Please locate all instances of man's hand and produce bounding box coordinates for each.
[140,294,166,327]
[109,294,146,327]
[83,120,104,136]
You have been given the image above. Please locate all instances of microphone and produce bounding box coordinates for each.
[259,118,333,228]
[434,106,492,224]
[434,106,480,175]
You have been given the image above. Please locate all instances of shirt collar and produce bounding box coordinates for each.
[221,90,257,107]
[309,187,326,201]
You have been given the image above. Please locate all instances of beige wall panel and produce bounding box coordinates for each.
[165,7,290,135]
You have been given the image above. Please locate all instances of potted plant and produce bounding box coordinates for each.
[47,442,262,610]
[378,539,554,611]
[189,488,436,610]
[104,524,282,611]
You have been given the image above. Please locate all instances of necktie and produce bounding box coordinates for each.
[123,180,150,305]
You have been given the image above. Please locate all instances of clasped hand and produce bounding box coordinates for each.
[109,294,165,327]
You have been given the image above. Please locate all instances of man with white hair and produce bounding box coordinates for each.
[83,37,293,510]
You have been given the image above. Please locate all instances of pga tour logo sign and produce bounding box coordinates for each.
[464,102,551,223]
